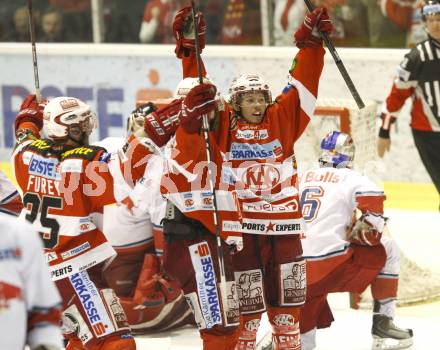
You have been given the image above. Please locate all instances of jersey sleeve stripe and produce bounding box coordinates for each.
[286,75,317,119]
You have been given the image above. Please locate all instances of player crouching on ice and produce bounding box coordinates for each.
[298,131,413,350]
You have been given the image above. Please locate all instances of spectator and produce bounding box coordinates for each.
[274,0,409,47]
[104,0,144,43]
[273,0,307,46]
[9,6,31,42]
[379,0,428,47]
[139,0,185,43]
[49,0,92,42]
[219,0,262,45]
[40,6,67,42]
[200,0,225,43]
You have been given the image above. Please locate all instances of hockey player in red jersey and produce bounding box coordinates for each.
[151,6,333,350]
[12,95,137,350]
[378,1,440,202]
[298,131,413,350]
[0,213,63,350]
[0,169,23,216]
[96,104,194,333]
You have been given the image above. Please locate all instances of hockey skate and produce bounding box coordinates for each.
[372,314,413,349]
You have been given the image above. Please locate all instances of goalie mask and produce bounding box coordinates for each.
[43,97,97,144]
[319,131,355,168]
[229,74,272,112]
[127,102,157,136]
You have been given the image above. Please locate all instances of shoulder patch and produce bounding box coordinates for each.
[99,151,111,163]
[61,145,107,161]
[25,139,56,156]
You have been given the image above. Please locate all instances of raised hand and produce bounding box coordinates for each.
[294,7,333,48]
[180,83,217,134]
[173,6,206,58]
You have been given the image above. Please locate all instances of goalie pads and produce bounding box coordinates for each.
[120,254,194,333]
[348,215,383,246]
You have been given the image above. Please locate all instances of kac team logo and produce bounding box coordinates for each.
[242,163,280,191]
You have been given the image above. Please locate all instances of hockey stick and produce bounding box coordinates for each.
[303,0,365,109]
[190,0,229,319]
[27,0,42,103]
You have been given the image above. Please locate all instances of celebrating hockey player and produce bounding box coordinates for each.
[0,169,23,216]
[378,0,440,203]
[151,5,333,350]
[298,131,413,350]
[0,213,63,350]
[12,95,137,350]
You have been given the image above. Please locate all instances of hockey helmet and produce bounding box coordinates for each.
[228,74,272,111]
[319,131,355,168]
[175,77,225,111]
[43,97,97,142]
[422,0,440,20]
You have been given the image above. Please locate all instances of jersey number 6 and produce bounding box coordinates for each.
[23,192,62,249]
[300,186,324,222]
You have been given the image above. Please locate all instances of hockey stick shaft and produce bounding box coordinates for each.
[190,2,228,283]
[303,0,365,109]
[27,0,42,103]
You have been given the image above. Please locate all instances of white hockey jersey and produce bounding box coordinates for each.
[298,167,386,284]
[96,137,166,252]
[0,213,62,350]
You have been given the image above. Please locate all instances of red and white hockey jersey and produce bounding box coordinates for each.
[0,213,62,349]
[298,167,386,284]
[164,46,325,238]
[0,169,23,216]
[12,137,119,281]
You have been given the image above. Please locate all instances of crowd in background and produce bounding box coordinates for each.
[0,0,429,47]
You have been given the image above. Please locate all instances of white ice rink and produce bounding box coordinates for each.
[133,208,440,350]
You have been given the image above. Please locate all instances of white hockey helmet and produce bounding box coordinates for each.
[175,77,225,111]
[175,77,209,98]
[228,74,272,111]
[319,131,355,168]
[43,97,97,142]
